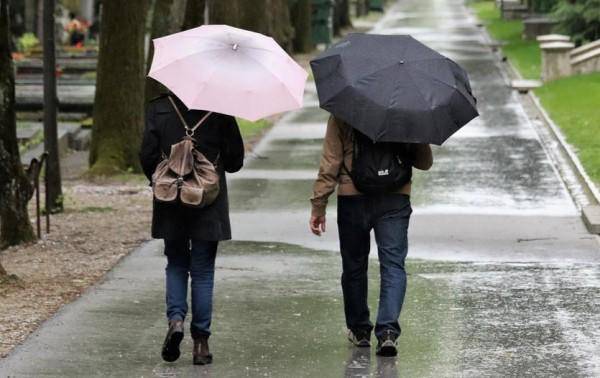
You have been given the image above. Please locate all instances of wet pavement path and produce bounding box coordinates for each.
[2,0,600,376]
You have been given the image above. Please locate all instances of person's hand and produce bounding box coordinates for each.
[309,215,326,236]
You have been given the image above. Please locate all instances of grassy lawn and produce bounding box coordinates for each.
[236,118,273,140]
[470,1,600,186]
[535,73,600,183]
[470,1,541,79]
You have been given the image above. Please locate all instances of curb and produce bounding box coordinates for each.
[467,5,600,235]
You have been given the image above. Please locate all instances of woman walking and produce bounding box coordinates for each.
[142,23,306,365]
[140,93,244,365]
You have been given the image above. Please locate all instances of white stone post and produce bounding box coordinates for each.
[536,34,570,44]
[540,41,575,81]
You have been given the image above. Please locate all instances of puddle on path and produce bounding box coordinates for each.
[5,241,598,377]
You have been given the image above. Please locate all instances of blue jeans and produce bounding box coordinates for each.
[164,239,218,338]
[337,194,412,339]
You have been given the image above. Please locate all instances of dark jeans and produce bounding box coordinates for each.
[164,239,218,338]
[337,194,412,339]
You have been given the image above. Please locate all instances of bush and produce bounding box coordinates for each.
[17,33,39,52]
[531,0,560,13]
[553,0,600,45]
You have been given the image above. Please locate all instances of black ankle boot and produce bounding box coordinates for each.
[193,335,213,365]
[161,319,184,362]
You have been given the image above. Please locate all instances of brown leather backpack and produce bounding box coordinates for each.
[152,97,220,208]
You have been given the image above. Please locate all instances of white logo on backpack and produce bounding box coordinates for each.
[378,169,389,176]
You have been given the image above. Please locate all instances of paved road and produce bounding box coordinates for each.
[2,0,599,376]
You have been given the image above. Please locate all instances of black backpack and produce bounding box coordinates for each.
[345,129,413,195]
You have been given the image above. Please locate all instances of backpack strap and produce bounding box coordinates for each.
[340,128,355,176]
[168,96,213,137]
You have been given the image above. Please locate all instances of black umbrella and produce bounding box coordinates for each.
[310,33,478,145]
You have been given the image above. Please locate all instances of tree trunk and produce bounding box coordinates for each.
[209,0,240,26]
[36,0,43,38]
[146,0,188,102]
[333,0,351,36]
[208,0,293,49]
[89,0,149,175]
[182,0,205,29]
[25,0,36,33]
[0,0,36,249]
[290,0,313,53]
[267,0,294,51]
[356,0,369,17]
[43,0,62,213]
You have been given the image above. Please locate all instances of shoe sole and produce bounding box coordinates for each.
[376,344,398,357]
[162,330,184,362]
[348,336,371,348]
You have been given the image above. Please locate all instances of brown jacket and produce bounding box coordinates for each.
[310,116,433,217]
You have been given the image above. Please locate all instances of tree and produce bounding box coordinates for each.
[182,0,205,30]
[36,0,43,38]
[553,0,600,45]
[333,0,352,36]
[355,0,370,17]
[290,0,313,53]
[0,0,36,249]
[89,0,149,175]
[146,0,188,102]
[209,0,240,26]
[210,0,294,50]
[43,0,62,212]
[25,0,36,33]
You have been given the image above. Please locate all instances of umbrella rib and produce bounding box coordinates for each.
[149,47,232,74]
[411,66,477,107]
[238,50,304,104]
[178,34,283,54]
[187,51,299,118]
[404,68,443,142]
[404,56,446,64]
[405,62,456,88]
[406,65,476,106]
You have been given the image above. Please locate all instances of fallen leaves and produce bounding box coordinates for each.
[0,181,153,358]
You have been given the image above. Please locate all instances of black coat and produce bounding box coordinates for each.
[139,94,244,241]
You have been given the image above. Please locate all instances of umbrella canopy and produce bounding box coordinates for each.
[149,25,308,121]
[310,33,478,145]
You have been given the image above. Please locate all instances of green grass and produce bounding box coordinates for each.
[470,1,541,79]
[535,73,600,183]
[470,1,600,186]
[236,118,273,140]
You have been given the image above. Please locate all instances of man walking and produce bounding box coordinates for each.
[309,115,432,357]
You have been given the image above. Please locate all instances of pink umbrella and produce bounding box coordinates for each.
[148,25,308,121]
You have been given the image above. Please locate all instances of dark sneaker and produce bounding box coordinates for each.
[376,330,398,357]
[161,320,184,362]
[348,329,371,347]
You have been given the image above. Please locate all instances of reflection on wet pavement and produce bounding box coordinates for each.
[226,0,600,375]
[4,241,599,377]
